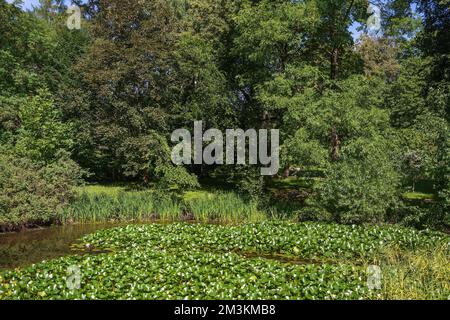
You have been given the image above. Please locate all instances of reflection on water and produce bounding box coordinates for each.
[0,223,126,270]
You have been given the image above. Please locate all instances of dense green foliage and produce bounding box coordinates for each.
[1,222,448,299]
[0,0,448,229]
[0,249,370,300]
[0,0,448,302]
[79,222,448,262]
[14,89,74,163]
[0,153,82,231]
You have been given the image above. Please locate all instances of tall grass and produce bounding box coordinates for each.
[60,191,156,223]
[186,192,265,223]
[263,201,303,220]
[61,188,266,224]
[372,244,450,300]
[154,197,183,221]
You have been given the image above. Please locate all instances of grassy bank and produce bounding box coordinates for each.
[60,185,266,224]
[59,183,438,226]
[1,222,448,300]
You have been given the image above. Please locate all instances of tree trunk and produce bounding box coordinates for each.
[330,47,339,80]
[283,164,290,179]
[330,126,341,161]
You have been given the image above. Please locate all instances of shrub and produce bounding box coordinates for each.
[0,153,82,231]
[310,137,401,224]
[434,130,450,228]
[211,165,264,202]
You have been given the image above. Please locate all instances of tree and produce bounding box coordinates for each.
[310,136,401,224]
[67,0,182,179]
[356,35,401,81]
[311,0,368,80]
[434,129,450,227]
[231,0,320,128]
[15,89,74,163]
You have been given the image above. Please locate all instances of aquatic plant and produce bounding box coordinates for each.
[61,189,266,224]
[1,222,447,300]
[0,249,370,300]
[80,222,448,262]
[186,192,264,223]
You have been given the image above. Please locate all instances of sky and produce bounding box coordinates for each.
[6,0,41,10]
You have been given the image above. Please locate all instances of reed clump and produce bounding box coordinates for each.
[61,188,266,224]
[374,244,450,300]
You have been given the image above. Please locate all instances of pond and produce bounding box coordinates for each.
[0,223,132,270]
[0,219,234,271]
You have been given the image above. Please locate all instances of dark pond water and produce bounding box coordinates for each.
[0,223,129,271]
[0,221,321,271]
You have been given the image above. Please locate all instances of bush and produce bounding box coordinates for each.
[0,153,82,231]
[211,165,264,202]
[434,130,450,228]
[389,202,434,229]
[308,137,401,224]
